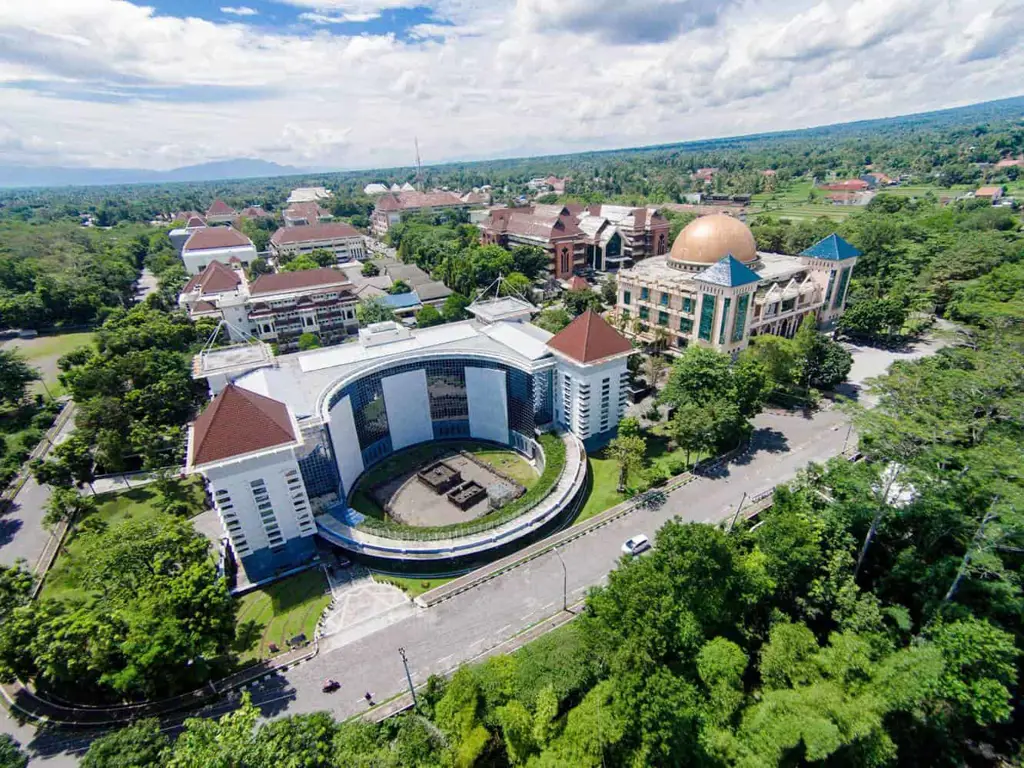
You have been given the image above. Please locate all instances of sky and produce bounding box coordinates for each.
[0,0,1022,171]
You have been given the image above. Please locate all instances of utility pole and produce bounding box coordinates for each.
[728,492,747,532]
[398,647,417,708]
[552,546,568,612]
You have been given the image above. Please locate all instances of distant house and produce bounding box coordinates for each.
[370,191,470,236]
[975,186,1004,203]
[182,227,257,275]
[818,179,870,192]
[206,199,238,225]
[995,156,1024,168]
[269,222,366,263]
[363,183,390,195]
[693,168,718,183]
[237,205,271,221]
[283,201,333,228]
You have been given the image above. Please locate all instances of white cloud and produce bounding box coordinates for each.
[220,6,259,16]
[0,0,1020,171]
[298,11,381,23]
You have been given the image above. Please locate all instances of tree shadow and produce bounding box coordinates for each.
[730,428,790,467]
[233,619,263,654]
[0,515,23,548]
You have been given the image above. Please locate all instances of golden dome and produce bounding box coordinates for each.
[669,214,758,266]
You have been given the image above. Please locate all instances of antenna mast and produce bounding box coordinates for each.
[415,136,423,189]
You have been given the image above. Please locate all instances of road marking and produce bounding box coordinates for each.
[496,623,511,636]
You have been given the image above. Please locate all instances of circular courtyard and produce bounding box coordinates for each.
[348,440,541,528]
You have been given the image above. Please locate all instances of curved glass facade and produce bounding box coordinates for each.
[327,357,538,469]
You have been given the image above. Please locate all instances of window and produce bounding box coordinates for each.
[833,267,851,309]
[824,270,837,303]
[698,294,716,342]
[640,287,649,301]
[660,292,669,307]
[682,297,693,314]
[622,308,630,319]
[731,294,749,342]
[658,311,669,326]
[679,317,693,333]
[639,307,649,320]
[623,290,631,305]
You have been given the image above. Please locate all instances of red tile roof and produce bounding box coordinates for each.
[374,191,466,212]
[249,268,352,296]
[185,215,206,229]
[190,384,296,466]
[284,201,330,223]
[239,205,271,218]
[819,180,869,192]
[546,309,632,364]
[183,227,254,252]
[206,199,236,216]
[976,186,1003,197]
[183,260,242,295]
[270,222,362,246]
[568,275,589,291]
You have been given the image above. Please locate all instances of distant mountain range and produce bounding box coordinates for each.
[0,158,309,189]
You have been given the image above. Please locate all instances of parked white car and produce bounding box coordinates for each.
[621,534,651,556]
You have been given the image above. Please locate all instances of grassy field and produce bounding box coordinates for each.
[233,569,330,664]
[374,573,453,597]
[41,479,206,601]
[575,452,625,524]
[473,448,539,489]
[4,331,95,398]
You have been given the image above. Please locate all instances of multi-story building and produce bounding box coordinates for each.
[243,270,359,351]
[179,262,358,350]
[269,222,366,263]
[287,187,332,204]
[205,199,238,225]
[181,226,258,275]
[615,214,860,355]
[185,299,632,582]
[479,203,670,278]
[370,191,470,236]
[283,201,333,227]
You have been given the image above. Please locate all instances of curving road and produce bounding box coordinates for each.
[7,337,947,765]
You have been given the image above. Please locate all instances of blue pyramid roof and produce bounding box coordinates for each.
[694,254,761,288]
[800,233,861,261]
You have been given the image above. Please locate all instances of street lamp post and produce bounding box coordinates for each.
[552,547,567,613]
[398,647,417,708]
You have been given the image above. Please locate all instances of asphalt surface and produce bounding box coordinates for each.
[6,337,943,765]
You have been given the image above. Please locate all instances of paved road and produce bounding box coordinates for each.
[133,268,159,304]
[7,337,940,765]
[0,412,77,570]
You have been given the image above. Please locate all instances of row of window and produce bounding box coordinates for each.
[622,288,695,315]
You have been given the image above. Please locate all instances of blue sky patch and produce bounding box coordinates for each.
[141,1,446,42]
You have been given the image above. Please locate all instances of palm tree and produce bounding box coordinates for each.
[652,326,671,353]
[645,354,666,391]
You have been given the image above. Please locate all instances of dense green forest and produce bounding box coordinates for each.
[49,188,1024,768]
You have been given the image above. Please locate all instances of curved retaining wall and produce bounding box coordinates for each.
[315,432,586,571]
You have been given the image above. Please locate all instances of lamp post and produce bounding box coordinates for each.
[398,646,417,708]
[553,546,567,613]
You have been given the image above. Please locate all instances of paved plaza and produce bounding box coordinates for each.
[374,450,532,527]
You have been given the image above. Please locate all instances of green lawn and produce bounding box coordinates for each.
[41,479,208,602]
[233,569,330,664]
[574,452,625,524]
[473,449,539,489]
[5,332,95,398]
[374,573,453,597]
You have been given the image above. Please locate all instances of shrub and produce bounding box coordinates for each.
[666,459,686,476]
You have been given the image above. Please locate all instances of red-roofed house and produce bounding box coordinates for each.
[546,309,633,446]
[371,191,470,236]
[206,199,238,225]
[270,223,365,263]
[182,227,258,274]
[283,201,333,228]
[186,383,317,582]
[975,186,1004,203]
[818,179,870,192]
